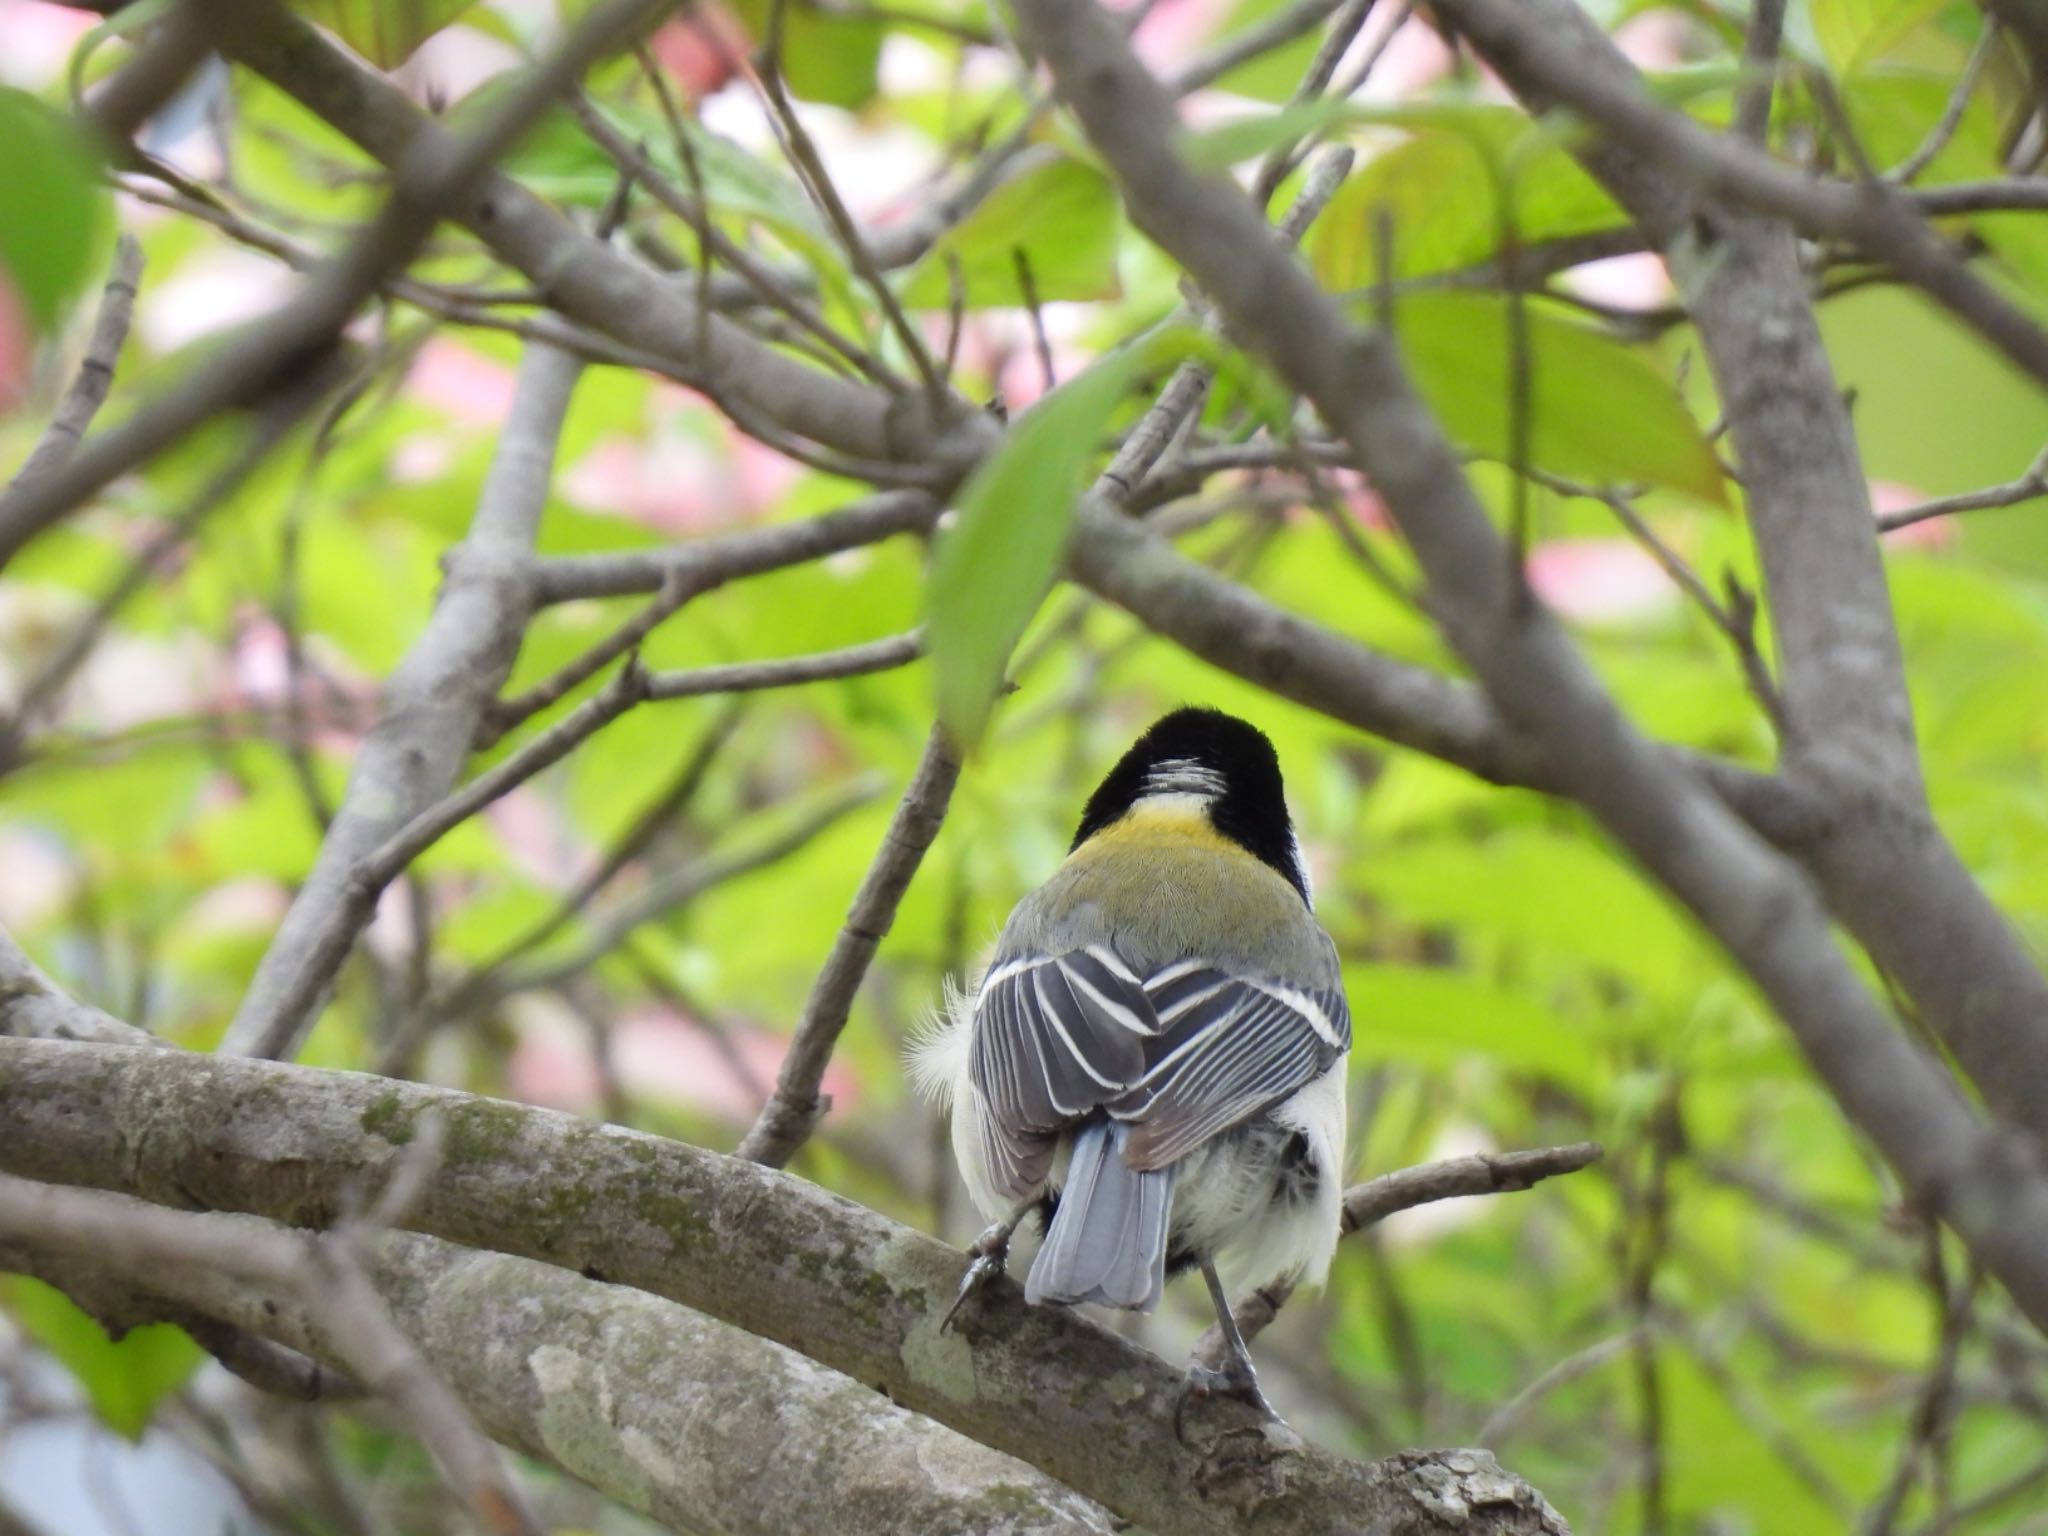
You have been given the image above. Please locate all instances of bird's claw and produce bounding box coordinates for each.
[1175,1358,1281,1442]
[939,1218,1016,1333]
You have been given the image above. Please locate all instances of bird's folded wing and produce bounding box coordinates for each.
[969,946,1349,1195]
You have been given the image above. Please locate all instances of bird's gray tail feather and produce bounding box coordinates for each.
[1025,1120,1175,1311]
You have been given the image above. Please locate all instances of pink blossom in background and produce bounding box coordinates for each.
[0,275,27,416]
[1562,252,1674,312]
[508,997,858,1122]
[1870,479,1958,550]
[1355,13,1457,103]
[485,786,582,888]
[1124,0,1232,75]
[648,6,749,100]
[403,337,521,429]
[1614,11,1693,71]
[178,877,291,938]
[0,0,95,88]
[1526,537,1679,624]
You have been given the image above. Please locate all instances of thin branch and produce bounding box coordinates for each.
[1889,19,2000,185]
[531,489,940,603]
[463,776,888,1010]
[744,46,948,402]
[646,629,924,701]
[737,726,962,1166]
[0,235,141,512]
[0,0,683,577]
[1196,1142,1604,1365]
[221,342,584,1061]
[1877,443,2048,532]
[1734,0,1786,144]
[0,1171,545,1536]
[0,381,322,766]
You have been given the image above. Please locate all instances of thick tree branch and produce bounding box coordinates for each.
[0,1179,1118,1536]
[221,343,583,1060]
[216,6,996,475]
[0,1040,1564,1536]
[1430,0,2048,1156]
[1422,3,2048,394]
[0,0,684,577]
[1012,0,2048,1338]
[0,1170,545,1536]
[0,924,156,1046]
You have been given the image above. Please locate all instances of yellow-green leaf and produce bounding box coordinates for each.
[899,156,1122,309]
[1391,292,1726,504]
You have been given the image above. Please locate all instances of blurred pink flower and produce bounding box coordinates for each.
[1359,14,1458,103]
[1870,479,1957,550]
[648,6,748,100]
[403,337,520,428]
[1562,252,1674,312]
[0,0,96,89]
[508,998,858,1123]
[0,274,26,416]
[1126,0,1233,75]
[1615,11,1692,70]
[1526,537,1678,623]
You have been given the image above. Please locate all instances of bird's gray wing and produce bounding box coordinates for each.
[1110,961,1351,1170]
[968,945,1157,1199]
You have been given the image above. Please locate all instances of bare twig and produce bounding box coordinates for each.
[737,727,962,1165]
[0,236,141,513]
[1888,20,2000,185]
[646,630,924,700]
[0,0,683,577]
[532,489,940,602]
[221,342,585,1061]
[1877,444,2048,532]
[1197,1142,1604,1364]
[0,1171,544,1536]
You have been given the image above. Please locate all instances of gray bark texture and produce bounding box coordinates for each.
[0,1039,1566,1536]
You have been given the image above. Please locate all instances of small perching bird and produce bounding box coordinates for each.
[913,707,1351,1418]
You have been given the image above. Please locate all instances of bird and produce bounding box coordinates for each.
[912,706,1351,1419]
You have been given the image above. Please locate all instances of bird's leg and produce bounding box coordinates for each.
[940,1203,1030,1332]
[1179,1259,1282,1431]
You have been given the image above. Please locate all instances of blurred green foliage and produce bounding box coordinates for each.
[1,0,2046,1531]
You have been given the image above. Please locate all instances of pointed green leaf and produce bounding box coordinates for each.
[899,155,1122,308]
[1390,292,1725,503]
[0,89,111,334]
[2,1278,203,1440]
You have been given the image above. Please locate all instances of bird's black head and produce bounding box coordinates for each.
[1072,707,1310,902]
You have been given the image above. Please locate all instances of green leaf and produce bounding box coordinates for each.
[1314,106,1623,288]
[1812,0,1952,74]
[928,329,1212,748]
[295,0,482,67]
[898,156,1122,309]
[1205,0,1323,102]
[0,89,111,334]
[2,1278,203,1440]
[728,0,884,108]
[1346,962,1604,1085]
[1390,292,1726,503]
